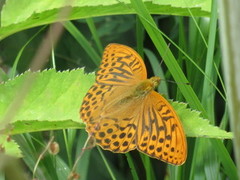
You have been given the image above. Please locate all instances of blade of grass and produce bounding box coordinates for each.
[175,16,186,102]
[9,26,47,78]
[139,154,155,180]
[211,139,238,179]
[192,1,221,179]
[160,29,226,102]
[63,21,101,67]
[125,153,139,180]
[86,18,103,54]
[97,146,117,180]
[201,0,218,124]
[63,129,73,168]
[136,16,144,58]
[66,129,78,167]
[187,9,208,48]
[130,0,206,115]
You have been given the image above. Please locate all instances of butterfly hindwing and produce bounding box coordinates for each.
[81,82,140,152]
[136,91,187,165]
[92,114,138,153]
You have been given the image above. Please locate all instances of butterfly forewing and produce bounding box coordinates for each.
[81,82,136,124]
[96,44,147,86]
[81,43,148,139]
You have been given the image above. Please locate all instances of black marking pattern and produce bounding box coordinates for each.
[80,44,187,166]
[136,91,187,165]
[96,44,147,86]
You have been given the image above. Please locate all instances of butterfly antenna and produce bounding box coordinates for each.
[158,43,172,67]
[161,79,191,85]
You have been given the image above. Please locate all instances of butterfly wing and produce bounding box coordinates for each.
[81,81,187,165]
[81,84,142,153]
[136,91,187,165]
[90,103,140,153]
[81,43,148,150]
[80,43,187,165]
[96,43,147,86]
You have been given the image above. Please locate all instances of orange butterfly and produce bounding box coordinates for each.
[80,44,187,165]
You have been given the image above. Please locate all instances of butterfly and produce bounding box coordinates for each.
[80,43,187,165]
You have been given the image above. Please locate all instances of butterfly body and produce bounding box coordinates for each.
[80,44,187,165]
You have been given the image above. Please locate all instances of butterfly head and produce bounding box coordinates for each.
[150,76,161,88]
[134,76,160,97]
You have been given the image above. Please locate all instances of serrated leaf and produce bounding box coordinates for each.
[0,0,211,39]
[0,69,232,139]
[172,102,233,139]
[9,120,84,135]
[0,135,22,157]
[0,69,94,124]
[0,69,233,157]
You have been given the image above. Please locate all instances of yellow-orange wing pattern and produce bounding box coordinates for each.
[80,43,187,165]
[136,91,187,165]
[96,44,147,85]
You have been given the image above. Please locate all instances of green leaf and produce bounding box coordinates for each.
[0,69,232,157]
[0,69,232,138]
[172,101,233,139]
[9,120,83,135]
[0,135,22,157]
[0,69,94,124]
[0,0,211,40]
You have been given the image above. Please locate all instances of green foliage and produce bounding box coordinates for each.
[0,69,94,123]
[0,0,211,39]
[0,135,22,157]
[173,101,232,139]
[0,69,232,137]
[0,69,232,158]
[0,0,238,179]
